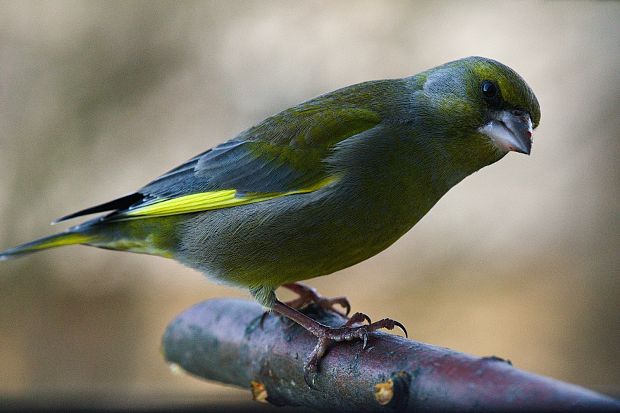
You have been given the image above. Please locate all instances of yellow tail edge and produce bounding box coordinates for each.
[0,232,91,261]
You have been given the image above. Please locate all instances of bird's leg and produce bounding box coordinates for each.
[282,282,351,316]
[259,282,350,328]
[272,299,407,387]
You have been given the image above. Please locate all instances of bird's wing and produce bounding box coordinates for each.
[56,103,381,223]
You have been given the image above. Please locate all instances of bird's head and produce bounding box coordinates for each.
[419,56,540,163]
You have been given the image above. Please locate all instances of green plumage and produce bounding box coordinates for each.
[1,56,540,308]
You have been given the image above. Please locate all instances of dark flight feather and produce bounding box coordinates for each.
[53,88,384,223]
[53,192,144,223]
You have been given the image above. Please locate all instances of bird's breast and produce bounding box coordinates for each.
[176,168,442,290]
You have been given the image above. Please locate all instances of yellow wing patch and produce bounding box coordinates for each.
[124,176,338,219]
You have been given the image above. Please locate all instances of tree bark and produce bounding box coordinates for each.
[162,298,619,412]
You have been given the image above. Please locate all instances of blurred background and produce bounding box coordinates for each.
[0,0,618,409]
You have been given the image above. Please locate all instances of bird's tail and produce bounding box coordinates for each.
[0,231,93,261]
[1,217,179,261]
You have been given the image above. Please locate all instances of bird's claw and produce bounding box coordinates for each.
[393,320,408,338]
[303,336,330,388]
[258,311,269,329]
[317,295,351,316]
[301,312,408,387]
[303,366,317,389]
[344,311,371,327]
[282,283,351,317]
[260,282,352,330]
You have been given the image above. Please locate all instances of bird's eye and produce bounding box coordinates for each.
[481,80,498,99]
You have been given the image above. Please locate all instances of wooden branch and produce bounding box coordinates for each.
[162,298,619,412]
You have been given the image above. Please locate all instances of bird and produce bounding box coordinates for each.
[0,56,540,385]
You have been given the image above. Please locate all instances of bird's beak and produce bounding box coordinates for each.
[478,110,534,155]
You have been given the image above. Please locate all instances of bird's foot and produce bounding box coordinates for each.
[281,282,351,316]
[271,300,407,387]
[259,282,351,328]
[303,312,408,387]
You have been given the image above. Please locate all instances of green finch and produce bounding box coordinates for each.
[1,56,540,383]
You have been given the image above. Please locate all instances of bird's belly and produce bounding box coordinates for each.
[175,188,423,289]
